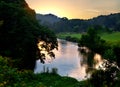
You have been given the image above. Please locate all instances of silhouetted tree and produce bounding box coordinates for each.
[0,0,58,70]
[78,27,106,54]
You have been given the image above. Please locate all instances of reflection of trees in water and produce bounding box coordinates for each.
[78,47,103,74]
[59,39,67,45]
[58,39,68,54]
[78,47,89,66]
[78,47,120,87]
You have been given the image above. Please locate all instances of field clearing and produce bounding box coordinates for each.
[57,32,120,42]
[57,33,82,39]
[100,32,120,42]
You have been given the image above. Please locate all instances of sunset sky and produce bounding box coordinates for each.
[26,0,120,19]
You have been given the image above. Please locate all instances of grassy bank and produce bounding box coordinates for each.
[57,32,120,43]
[57,33,82,39]
[0,56,83,87]
[100,32,120,42]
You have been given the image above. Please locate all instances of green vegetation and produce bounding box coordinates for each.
[0,56,82,87]
[101,32,120,42]
[57,33,81,42]
[57,32,120,43]
[78,28,120,87]
[37,13,120,33]
[1,55,120,87]
[0,0,57,70]
[0,0,120,87]
[57,33,82,39]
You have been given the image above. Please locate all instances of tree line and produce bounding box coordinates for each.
[36,13,120,33]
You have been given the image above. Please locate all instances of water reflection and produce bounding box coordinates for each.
[78,48,104,75]
[34,39,87,80]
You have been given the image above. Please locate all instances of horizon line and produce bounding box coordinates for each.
[36,12,120,20]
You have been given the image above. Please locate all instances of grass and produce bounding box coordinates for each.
[100,32,120,42]
[57,32,120,43]
[37,73,81,87]
[57,32,82,39]
[0,56,83,87]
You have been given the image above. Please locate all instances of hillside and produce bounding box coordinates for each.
[36,13,120,33]
[36,13,61,25]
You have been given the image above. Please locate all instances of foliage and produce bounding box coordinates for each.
[88,61,120,87]
[113,44,120,67]
[103,44,120,67]
[65,36,79,42]
[0,0,58,70]
[103,49,116,62]
[37,13,120,33]
[57,32,82,39]
[78,27,120,87]
[78,27,106,54]
[57,32,120,43]
[0,56,82,87]
[0,56,45,87]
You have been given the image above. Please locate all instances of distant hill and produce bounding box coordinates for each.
[36,13,120,33]
[36,13,60,25]
[87,13,120,31]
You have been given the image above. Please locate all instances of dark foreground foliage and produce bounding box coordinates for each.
[0,0,58,70]
[78,27,120,87]
[0,56,82,87]
[0,51,120,86]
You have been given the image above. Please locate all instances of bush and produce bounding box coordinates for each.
[65,36,79,42]
[0,56,45,87]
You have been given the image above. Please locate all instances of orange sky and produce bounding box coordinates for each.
[26,0,120,19]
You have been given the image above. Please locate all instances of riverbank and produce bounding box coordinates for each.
[57,32,120,43]
[35,39,86,81]
[0,56,86,87]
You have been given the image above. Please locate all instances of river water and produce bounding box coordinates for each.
[34,39,87,81]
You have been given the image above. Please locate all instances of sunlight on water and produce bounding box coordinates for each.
[94,53,103,69]
[35,39,87,81]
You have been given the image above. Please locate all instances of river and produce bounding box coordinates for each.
[34,39,87,81]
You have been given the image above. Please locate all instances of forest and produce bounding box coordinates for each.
[36,13,120,33]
